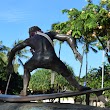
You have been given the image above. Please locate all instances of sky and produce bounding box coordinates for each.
[0,0,106,77]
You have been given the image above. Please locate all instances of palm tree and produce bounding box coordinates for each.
[11,40,29,72]
[0,41,10,93]
[0,41,10,64]
[13,40,29,59]
[78,36,98,80]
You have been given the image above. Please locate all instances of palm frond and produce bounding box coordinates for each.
[90,47,98,53]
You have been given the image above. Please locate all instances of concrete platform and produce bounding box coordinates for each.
[0,102,110,110]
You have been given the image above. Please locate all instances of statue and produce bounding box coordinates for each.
[7,26,91,96]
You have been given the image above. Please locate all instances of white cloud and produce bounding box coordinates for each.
[0,9,32,22]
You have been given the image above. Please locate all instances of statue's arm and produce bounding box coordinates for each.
[8,39,29,65]
[54,33,82,63]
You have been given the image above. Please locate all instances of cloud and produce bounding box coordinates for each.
[0,9,32,22]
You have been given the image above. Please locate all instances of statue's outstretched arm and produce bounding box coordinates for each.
[55,34,82,63]
[8,39,29,65]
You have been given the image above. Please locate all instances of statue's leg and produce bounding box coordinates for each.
[51,57,91,91]
[20,58,35,96]
[20,68,31,96]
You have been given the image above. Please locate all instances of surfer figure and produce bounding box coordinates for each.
[7,26,91,96]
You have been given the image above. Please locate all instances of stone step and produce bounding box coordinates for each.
[0,102,109,110]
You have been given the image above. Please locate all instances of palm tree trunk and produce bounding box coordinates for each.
[84,52,88,87]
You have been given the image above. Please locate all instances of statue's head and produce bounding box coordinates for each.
[29,26,41,37]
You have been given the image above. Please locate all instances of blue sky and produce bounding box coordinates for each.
[0,0,105,77]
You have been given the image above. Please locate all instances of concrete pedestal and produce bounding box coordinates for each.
[0,102,110,110]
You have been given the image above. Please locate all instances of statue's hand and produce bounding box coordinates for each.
[7,64,14,74]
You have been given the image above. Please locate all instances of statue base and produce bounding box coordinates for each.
[0,102,109,110]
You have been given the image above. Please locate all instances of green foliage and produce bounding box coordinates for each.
[83,63,110,98]
[0,41,9,93]
[52,0,110,51]
[105,100,110,108]
[29,69,51,92]
[29,63,75,92]
[0,40,29,94]
[29,68,73,92]
[7,73,23,95]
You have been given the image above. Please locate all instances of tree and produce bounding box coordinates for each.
[83,63,110,98]
[52,0,110,60]
[12,40,29,72]
[13,40,29,59]
[6,40,29,94]
[0,41,10,93]
[0,40,29,94]
[29,62,75,93]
